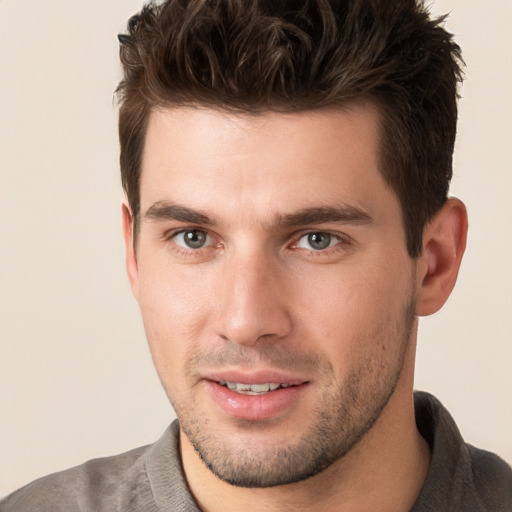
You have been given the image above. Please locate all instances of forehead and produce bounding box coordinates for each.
[139,104,399,226]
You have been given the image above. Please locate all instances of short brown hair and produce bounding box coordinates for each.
[117,0,463,257]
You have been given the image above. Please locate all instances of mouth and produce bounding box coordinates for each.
[218,380,297,395]
[205,375,309,420]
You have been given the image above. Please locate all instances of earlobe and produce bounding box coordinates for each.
[415,198,468,316]
[122,203,139,300]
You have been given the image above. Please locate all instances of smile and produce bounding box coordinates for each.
[206,378,309,420]
[219,380,294,395]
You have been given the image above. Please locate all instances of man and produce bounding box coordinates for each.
[2,0,511,510]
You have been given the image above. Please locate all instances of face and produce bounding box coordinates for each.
[127,104,418,487]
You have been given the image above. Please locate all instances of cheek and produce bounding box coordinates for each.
[296,262,399,323]
[136,261,214,372]
[294,261,412,368]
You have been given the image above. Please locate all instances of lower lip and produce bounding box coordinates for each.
[205,381,308,421]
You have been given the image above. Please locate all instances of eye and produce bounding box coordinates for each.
[173,229,210,249]
[296,232,339,251]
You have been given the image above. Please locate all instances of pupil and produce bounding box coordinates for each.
[184,230,206,249]
[308,232,330,250]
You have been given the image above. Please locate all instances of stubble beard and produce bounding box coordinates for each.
[171,295,416,488]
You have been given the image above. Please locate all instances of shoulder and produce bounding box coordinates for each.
[0,444,151,512]
[0,423,185,512]
[466,444,512,510]
[413,391,512,511]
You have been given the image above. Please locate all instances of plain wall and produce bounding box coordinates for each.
[1,0,511,496]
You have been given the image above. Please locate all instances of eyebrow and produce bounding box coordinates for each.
[144,201,372,228]
[278,206,372,227]
[145,201,216,225]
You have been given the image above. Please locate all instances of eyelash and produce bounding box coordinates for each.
[164,229,219,257]
[163,228,351,258]
[291,231,351,256]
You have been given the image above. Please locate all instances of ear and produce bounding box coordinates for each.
[415,198,468,316]
[122,203,139,300]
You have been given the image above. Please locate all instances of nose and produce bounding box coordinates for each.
[214,249,293,346]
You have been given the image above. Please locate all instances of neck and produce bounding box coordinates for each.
[181,328,430,512]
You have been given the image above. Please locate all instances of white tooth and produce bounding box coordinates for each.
[251,383,270,393]
[219,380,226,385]
[225,381,288,394]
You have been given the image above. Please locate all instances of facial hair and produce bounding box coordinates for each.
[170,293,416,488]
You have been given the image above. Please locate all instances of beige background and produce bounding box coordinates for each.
[1,0,511,496]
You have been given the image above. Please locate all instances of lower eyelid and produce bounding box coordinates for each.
[174,230,210,248]
[295,232,343,247]
[290,233,354,256]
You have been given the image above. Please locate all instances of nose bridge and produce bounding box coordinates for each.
[216,245,291,345]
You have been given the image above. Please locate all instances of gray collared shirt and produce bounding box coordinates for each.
[2,392,511,511]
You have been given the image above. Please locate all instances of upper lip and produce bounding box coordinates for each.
[203,369,308,386]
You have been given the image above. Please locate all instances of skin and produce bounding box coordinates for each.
[123,103,467,511]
